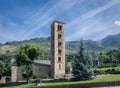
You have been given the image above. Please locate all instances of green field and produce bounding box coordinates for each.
[95,66,120,71]
[45,74,120,86]
[2,83,34,88]
[2,74,120,88]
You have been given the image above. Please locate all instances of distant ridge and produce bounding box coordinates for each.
[0,33,120,53]
[102,33,120,48]
[4,37,51,45]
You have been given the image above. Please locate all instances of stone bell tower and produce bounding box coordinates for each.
[51,20,65,79]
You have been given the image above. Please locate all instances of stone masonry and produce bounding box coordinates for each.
[51,21,65,79]
[11,20,65,82]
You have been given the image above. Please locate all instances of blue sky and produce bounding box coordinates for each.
[0,0,120,43]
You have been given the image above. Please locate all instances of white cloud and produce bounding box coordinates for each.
[115,20,120,26]
[24,17,54,39]
[67,0,120,27]
[66,19,108,41]
[0,0,83,42]
[0,31,14,40]
[24,0,83,39]
[1,0,120,43]
[0,24,15,41]
[0,23,27,43]
[66,0,120,41]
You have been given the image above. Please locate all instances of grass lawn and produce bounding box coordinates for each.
[44,74,120,86]
[95,66,120,71]
[2,83,35,88]
[3,74,120,88]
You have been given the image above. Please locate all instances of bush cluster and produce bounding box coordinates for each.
[94,68,120,75]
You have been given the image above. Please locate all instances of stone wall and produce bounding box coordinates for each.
[11,66,18,82]
[11,66,25,82]
[34,64,50,78]
[11,64,50,82]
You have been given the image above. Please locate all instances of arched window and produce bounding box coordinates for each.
[58,50,62,54]
[58,34,62,39]
[58,42,62,47]
[58,57,61,62]
[58,25,62,31]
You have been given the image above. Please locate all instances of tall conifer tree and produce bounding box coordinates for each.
[72,39,93,80]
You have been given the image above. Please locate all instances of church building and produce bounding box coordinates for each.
[11,20,65,82]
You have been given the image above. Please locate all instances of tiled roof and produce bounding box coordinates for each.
[11,59,51,66]
[34,60,51,66]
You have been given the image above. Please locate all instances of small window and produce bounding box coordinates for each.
[58,25,59,31]
[58,34,62,39]
[58,57,61,62]
[60,26,62,30]
[58,25,62,31]
[58,42,62,47]
[58,50,62,54]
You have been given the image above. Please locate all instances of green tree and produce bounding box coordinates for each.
[15,53,29,66]
[27,45,39,60]
[0,60,4,79]
[22,64,34,83]
[65,60,71,74]
[72,39,93,80]
[117,48,120,63]
[15,44,40,83]
[90,52,98,58]
[19,44,39,61]
[0,54,12,65]
[3,66,11,76]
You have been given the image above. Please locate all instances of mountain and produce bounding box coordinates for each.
[66,33,120,52]
[0,33,120,54]
[84,40,104,51]
[0,37,51,54]
[4,37,51,45]
[101,33,120,48]
[66,40,104,52]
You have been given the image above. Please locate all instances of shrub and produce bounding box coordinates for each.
[44,75,49,79]
[94,68,120,75]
